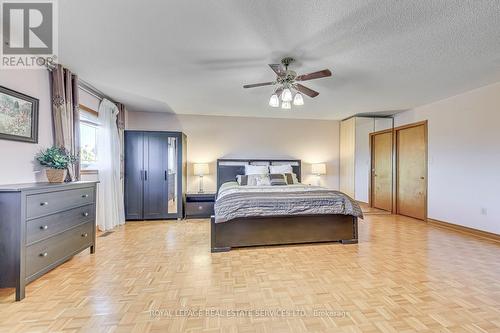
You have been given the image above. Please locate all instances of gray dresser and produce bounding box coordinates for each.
[0,181,98,301]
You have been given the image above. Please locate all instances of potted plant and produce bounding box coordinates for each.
[36,146,77,183]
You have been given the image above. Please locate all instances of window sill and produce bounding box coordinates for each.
[81,169,98,175]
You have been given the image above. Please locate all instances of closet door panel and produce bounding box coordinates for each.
[143,133,169,219]
[124,132,144,220]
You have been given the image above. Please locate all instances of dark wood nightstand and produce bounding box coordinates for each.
[185,193,216,219]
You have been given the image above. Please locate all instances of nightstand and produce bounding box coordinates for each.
[185,193,216,218]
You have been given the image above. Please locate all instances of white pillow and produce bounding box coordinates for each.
[245,165,269,175]
[269,164,293,174]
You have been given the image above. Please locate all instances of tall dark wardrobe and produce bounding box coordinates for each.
[124,131,187,220]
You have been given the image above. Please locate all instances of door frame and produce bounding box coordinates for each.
[393,120,428,220]
[369,128,394,211]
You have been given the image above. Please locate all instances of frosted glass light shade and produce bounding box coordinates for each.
[293,93,304,106]
[281,88,292,102]
[281,101,291,109]
[311,163,326,175]
[193,163,209,176]
[269,94,279,107]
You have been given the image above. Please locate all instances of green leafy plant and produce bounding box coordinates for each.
[36,146,77,170]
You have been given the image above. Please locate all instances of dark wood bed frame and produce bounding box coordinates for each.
[210,159,358,252]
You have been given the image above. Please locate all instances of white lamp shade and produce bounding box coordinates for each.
[281,88,293,102]
[193,163,209,176]
[269,94,279,107]
[293,92,304,106]
[311,163,326,175]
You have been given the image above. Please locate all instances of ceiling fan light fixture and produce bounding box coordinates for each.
[281,101,291,110]
[293,92,304,106]
[281,88,292,102]
[269,94,279,107]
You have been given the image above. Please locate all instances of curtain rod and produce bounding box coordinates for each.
[79,80,118,105]
[44,62,119,105]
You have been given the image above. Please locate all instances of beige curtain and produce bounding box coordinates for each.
[51,64,80,181]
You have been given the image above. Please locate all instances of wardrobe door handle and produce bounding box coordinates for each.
[165,170,167,181]
[144,170,148,181]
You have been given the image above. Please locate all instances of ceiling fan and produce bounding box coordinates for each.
[243,57,332,109]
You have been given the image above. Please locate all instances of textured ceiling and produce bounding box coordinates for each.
[59,0,500,120]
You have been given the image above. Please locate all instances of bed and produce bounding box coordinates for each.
[210,159,363,252]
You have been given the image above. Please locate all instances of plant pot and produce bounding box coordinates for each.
[45,169,66,183]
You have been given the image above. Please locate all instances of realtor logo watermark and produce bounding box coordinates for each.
[1,0,57,69]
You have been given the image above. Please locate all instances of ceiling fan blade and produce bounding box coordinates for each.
[296,69,332,81]
[294,84,319,98]
[269,64,286,77]
[243,81,275,88]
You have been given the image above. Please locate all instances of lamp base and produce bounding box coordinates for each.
[198,175,204,193]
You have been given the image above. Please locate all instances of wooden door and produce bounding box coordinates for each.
[396,122,427,220]
[371,131,393,211]
[143,132,169,219]
[124,131,144,220]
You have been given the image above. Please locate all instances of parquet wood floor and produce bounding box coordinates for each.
[1,215,500,333]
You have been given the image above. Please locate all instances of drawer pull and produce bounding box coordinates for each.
[198,206,203,210]
[39,252,48,257]
[40,202,49,206]
[81,233,88,238]
[40,225,48,230]
[82,212,89,217]
[82,194,89,198]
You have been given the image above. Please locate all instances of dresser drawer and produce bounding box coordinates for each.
[186,201,214,218]
[25,222,93,278]
[26,204,95,245]
[26,187,94,219]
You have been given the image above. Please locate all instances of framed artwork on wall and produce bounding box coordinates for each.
[0,86,39,143]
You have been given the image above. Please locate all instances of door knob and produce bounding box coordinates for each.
[40,225,48,230]
[83,212,89,217]
[420,176,425,180]
[40,202,48,206]
[39,252,48,257]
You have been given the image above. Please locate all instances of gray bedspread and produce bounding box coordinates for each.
[214,182,363,223]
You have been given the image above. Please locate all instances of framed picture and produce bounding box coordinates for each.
[0,86,39,143]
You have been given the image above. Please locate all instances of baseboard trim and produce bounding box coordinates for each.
[427,218,500,243]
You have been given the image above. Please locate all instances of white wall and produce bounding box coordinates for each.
[0,70,53,184]
[395,81,500,234]
[126,112,340,193]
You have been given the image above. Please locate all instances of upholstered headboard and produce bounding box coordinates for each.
[216,159,301,191]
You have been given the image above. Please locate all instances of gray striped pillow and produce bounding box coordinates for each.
[269,174,287,186]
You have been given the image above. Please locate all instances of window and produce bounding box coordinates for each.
[79,104,99,171]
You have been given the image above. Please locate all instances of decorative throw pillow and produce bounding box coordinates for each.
[283,173,299,184]
[255,175,271,186]
[269,174,287,186]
